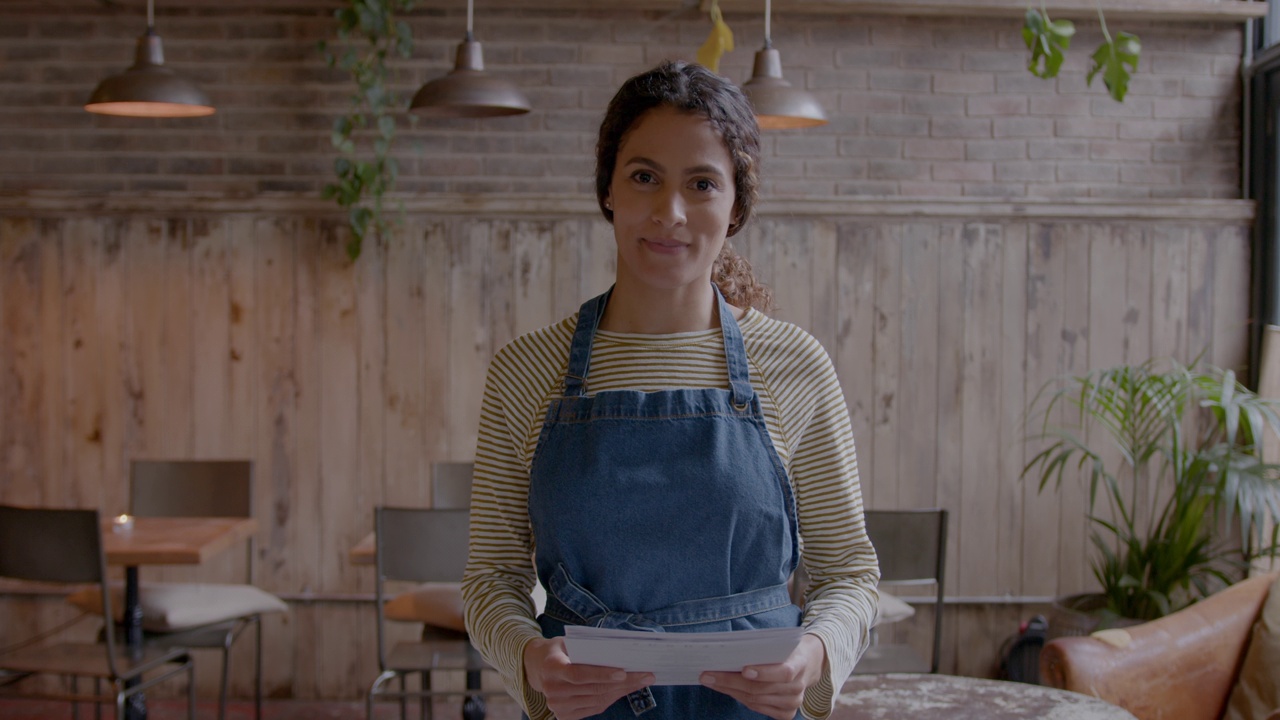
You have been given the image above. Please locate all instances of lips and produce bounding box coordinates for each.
[642,238,686,254]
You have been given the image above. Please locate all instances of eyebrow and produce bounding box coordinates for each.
[623,155,728,179]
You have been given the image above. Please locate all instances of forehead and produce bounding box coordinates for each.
[617,106,732,168]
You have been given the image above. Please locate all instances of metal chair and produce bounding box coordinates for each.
[67,460,286,720]
[368,503,501,720]
[853,508,948,674]
[0,505,195,719]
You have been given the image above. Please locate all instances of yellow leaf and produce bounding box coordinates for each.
[696,1,734,73]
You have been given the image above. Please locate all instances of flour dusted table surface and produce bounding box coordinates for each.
[834,673,1138,720]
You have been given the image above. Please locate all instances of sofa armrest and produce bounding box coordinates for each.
[1040,573,1276,720]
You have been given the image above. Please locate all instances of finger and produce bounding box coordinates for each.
[561,664,634,685]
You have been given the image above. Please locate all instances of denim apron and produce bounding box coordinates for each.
[528,285,802,719]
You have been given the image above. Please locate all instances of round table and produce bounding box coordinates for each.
[833,673,1138,720]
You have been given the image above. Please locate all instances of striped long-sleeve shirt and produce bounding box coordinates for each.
[461,307,880,720]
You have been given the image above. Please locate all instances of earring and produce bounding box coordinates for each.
[605,200,613,210]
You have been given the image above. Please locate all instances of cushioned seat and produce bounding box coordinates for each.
[68,582,287,633]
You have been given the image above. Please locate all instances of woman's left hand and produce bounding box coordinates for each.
[699,633,827,720]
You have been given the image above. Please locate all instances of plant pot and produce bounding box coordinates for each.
[1046,593,1144,640]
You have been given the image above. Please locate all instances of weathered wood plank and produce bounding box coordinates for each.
[898,223,940,511]
[871,223,902,508]
[835,222,877,507]
[996,223,1027,596]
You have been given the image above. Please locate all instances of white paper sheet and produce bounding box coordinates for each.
[562,625,803,685]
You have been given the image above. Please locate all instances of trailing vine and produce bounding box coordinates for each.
[1023,2,1141,102]
[320,0,416,260]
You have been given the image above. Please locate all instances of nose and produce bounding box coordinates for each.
[650,187,686,229]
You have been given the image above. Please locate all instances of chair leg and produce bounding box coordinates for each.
[254,615,264,720]
[219,641,232,720]
[71,675,79,720]
[94,678,102,720]
[188,656,197,720]
[398,674,407,720]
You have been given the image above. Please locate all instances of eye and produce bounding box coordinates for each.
[631,170,657,185]
[692,178,717,192]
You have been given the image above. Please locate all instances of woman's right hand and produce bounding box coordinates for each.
[523,636,654,720]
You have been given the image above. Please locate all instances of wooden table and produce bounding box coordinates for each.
[834,673,1138,720]
[102,516,258,720]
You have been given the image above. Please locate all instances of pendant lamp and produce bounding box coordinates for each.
[742,0,826,130]
[85,0,215,118]
[409,0,531,118]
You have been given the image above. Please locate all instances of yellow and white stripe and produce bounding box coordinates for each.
[462,308,880,720]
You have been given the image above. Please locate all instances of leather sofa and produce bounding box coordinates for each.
[1040,573,1278,720]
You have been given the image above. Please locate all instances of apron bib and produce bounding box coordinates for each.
[528,285,802,719]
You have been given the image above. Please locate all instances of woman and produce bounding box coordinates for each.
[461,60,879,720]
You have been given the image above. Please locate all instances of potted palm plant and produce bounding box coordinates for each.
[1024,358,1280,630]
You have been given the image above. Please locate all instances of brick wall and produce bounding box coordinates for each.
[0,3,1245,200]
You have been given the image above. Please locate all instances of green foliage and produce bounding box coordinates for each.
[1022,7,1074,79]
[1024,359,1280,621]
[320,0,416,260]
[1022,4,1140,102]
[1088,30,1141,103]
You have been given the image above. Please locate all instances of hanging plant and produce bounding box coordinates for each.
[1023,2,1141,102]
[696,0,734,74]
[320,0,416,260]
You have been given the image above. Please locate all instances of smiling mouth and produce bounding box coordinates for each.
[643,238,686,252]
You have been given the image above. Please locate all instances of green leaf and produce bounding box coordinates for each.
[1023,9,1074,80]
[1087,31,1141,102]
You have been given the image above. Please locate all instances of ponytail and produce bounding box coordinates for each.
[712,242,774,312]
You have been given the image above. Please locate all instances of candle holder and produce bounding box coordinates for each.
[112,513,134,534]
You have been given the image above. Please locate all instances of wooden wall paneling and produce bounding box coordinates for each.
[313,221,363,697]
[810,220,840,359]
[771,218,814,331]
[355,230,387,558]
[252,216,302,697]
[1149,225,1190,363]
[871,223,902,508]
[1123,224,1153,367]
[186,217,247,593]
[1057,224,1093,593]
[384,218,430,510]
[1022,223,1065,596]
[120,219,163,497]
[1186,225,1216,367]
[958,223,1002,596]
[550,219,583,319]
[421,221,451,471]
[834,222,878,508]
[37,221,66,511]
[446,221,488,461]
[897,222,940,512]
[586,219,618,303]
[996,223,1027,596]
[934,222,964,598]
[486,221,516,360]
[61,218,107,511]
[513,221,556,339]
[0,217,50,506]
[1213,225,1251,374]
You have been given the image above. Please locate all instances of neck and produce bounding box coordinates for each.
[599,277,718,334]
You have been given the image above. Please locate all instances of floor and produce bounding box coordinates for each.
[0,697,525,720]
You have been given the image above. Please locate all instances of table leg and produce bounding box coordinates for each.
[122,566,147,720]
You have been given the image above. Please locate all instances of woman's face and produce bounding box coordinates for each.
[606,106,737,297]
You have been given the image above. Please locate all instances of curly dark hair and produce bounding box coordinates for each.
[595,61,774,312]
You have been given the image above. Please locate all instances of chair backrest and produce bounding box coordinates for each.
[130,460,252,518]
[0,505,105,585]
[375,506,470,584]
[0,505,125,674]
[864,508,948,673]
[431,462,474,509]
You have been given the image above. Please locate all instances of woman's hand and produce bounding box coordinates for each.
[699,633,827,720]
[523,636,655,720]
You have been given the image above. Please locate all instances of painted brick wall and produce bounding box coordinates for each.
[0,4,1245,200]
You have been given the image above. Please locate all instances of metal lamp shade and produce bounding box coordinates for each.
[742,46,826,130]
[409,39,531,118]
[85,31,214,118]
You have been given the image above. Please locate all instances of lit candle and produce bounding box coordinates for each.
[112,513,134,533]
